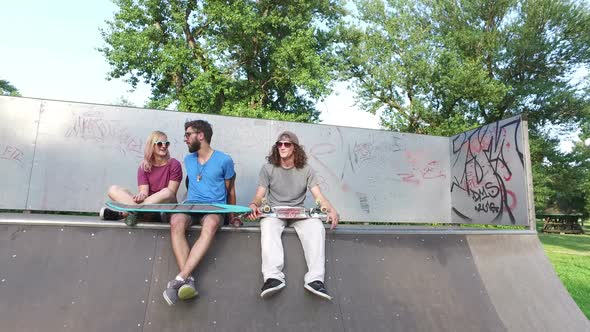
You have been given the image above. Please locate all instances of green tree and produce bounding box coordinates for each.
[568,103,590,214]
[341,0,590,213]
[533,138,587,214]
[0,79,21,96]
[112,96,136,107]
[340,0,590,134]
[99,0,344,122]
[529,99,590,215]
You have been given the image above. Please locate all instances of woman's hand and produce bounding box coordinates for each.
[133,192,147,203]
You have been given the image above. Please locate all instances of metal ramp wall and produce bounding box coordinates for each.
[1,97,587,331]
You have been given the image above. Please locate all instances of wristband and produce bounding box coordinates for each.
[250,197,263,207]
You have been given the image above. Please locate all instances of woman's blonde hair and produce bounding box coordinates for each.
[140,131,170,172]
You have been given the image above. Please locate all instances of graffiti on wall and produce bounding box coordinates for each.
[0,144,24,165]
[299,126,448,215]
[397,150,446,185]
[1,98,460,220]
[304,127,410,214]
[65,111,144,159]
[450,117,524,224]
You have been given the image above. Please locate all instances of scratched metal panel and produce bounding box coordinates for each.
[0,97,40,209]
[20,98,453,222]
[269,121,452,222]
[331,234,505,332]
[2,223,588,331]
[144,230,342,332]
[450,116,529,225]
[25,100,272,212]
[0,224,157,332]
[28,101,164,211]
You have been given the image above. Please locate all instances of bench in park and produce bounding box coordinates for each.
[539,213,584,234]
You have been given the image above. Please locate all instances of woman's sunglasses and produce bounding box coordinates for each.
[154,141,170,147]
[276,141,293,148]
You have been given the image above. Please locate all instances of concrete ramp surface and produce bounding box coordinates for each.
[0,220,588,332]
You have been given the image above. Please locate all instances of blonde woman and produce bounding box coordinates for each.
[100,131,182,225]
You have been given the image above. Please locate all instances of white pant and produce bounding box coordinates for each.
[260,217,326,284]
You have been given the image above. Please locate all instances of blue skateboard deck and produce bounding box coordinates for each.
[106,201,252,214]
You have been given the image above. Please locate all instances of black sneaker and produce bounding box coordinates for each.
[100,207,123,221]
[260,278,285,298]
[304,280,332,300]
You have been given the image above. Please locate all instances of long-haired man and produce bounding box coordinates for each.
[247,131,339,300]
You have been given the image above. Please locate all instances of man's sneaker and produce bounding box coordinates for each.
[141,212,161,222]
[162,279,185,306]
[304,280,332,300]
[99,207,123,221]
[260,278,285,298]
[178,277,198,300]
[160,211,170,223]
[124,213,138,226]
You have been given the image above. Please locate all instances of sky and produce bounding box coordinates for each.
[1,1,586,151]
[0,0,380,130]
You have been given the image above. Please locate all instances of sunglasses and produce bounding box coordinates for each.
[154,141,170,147]
[184,131,199,138]
[276,141,293,148]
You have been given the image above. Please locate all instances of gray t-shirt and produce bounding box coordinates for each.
[258,163,319,207]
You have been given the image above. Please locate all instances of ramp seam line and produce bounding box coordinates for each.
[0,217,538,235]
[24,100,44,210]
[328,232,348,332]
[141,229,159,332]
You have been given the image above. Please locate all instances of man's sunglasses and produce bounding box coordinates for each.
[154,141,170,147]
[184,131,199,138]
[276,141,293,148]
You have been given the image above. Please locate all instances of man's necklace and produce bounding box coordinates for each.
[196,151,213,182]
[197,163,205,182]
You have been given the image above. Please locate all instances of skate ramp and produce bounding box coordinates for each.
[0,96,532,226]
[0,217,587,332]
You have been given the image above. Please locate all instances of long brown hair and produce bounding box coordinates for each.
[266,143,307,169]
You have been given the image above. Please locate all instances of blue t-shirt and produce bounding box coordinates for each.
[184,150,235,204]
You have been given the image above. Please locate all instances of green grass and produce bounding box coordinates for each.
[537,220,590,320]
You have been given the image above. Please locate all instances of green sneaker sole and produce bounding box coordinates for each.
[124,213,137,226]
[178,285,198,300]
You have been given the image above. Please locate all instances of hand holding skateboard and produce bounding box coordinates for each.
[254,199,330,221]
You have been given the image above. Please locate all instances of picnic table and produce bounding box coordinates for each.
[538,213,584,234]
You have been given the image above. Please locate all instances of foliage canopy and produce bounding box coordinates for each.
[0,80,21,97]
[340,0,590,135]
[340,0,590,213]
[100,0,345,122]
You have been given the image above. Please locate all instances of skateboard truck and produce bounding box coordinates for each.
[260,198,272,214]
[254,198,329,221]
[310,199,328,217]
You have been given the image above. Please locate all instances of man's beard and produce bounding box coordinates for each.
[188,140,201,153]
